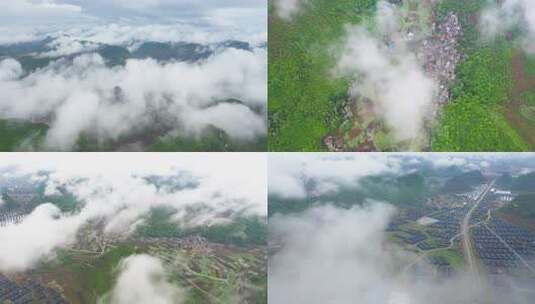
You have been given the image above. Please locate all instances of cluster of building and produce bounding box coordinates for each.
[421,12,463,106]
[136,235,212,253]
[389,180,535,281]
[1,182,36,205]
[0,210,27,227]
[0,276,68,304]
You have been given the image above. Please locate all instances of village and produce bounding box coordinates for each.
[325,0,464,152]
[388,181,535,294]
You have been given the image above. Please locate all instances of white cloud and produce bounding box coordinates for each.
[335,2,437,144]
[270,204,488,304]
[0,204,80,272]
[0,59,23,81]
[0,27,42,45]
[269,154,399,199]
[274,0,308,20]
[480,0,535,52]
[0,1,267,53]
[38,22,266,55]
[101,254,185,304]
[0,153,266,272]
[0,47,267,150]
[432,157,467,168]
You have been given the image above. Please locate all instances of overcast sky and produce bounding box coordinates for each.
[0,0,266,24]
[268,153,534,199]
[0,0,266,44]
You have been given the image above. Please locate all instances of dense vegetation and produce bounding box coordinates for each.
[0,117,265,151]
[269,172,435,216]
[136,207,267,246]
[151,128,267,152]
[496,171,535,193]
[432,0,531,151]
[269,0,533,151]
[440,170,486,193]
[52,245,141,304]
[268,0,377,151]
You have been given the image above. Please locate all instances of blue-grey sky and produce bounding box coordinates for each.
[0,0,266,45]
[0,0,266,24]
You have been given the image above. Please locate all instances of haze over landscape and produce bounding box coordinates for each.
[269,153,535,303]
[0,153,267,303]
[0,0,267,151]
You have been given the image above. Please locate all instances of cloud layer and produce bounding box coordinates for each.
[0,153,266,272]
[268,154,400,199]
[269,204,491,304]
[0,47,267,150]
[268,153,526,200]
[101,254,185,304]
[0,0,266,28]
[0,1,267,151]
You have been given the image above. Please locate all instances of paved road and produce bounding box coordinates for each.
[461,180,496,288]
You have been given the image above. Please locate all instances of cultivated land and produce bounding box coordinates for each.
[0,176,267,304]
[383,177,535,301]
[269,0,535,151]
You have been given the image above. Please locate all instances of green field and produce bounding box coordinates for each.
[0,119,47,151]
[38,245,141,304]
[269,0,376,151]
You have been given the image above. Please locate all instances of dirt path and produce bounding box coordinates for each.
[503,50,535,148]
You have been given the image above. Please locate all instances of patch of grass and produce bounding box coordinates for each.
[432,35,529,151]
[432,249,464,269]
[432,101,529,151]
[0,119,47,151]
[54,245,141,304]
[451,40,514,106]
[79,246,140,303]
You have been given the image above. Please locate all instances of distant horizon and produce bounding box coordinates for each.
[0,0,267,46]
